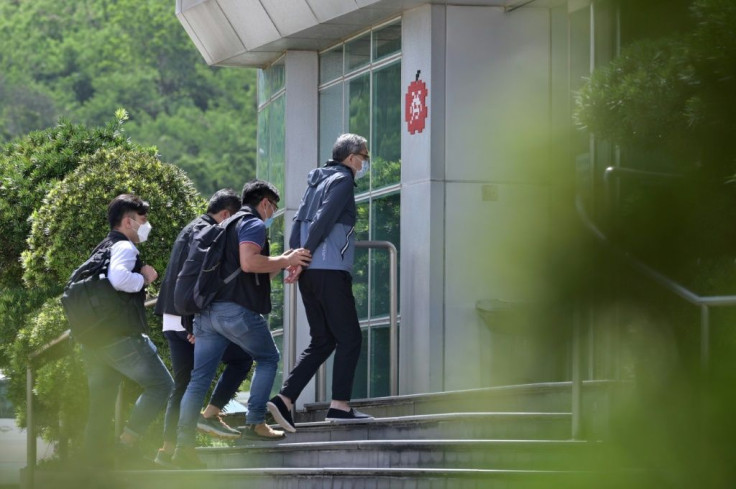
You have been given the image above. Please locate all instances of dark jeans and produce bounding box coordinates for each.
[82,335,173,460]
[281,269,362,402]
[162,329,253,443]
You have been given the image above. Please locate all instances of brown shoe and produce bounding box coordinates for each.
[240,422,285,440]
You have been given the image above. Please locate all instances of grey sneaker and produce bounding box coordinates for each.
[197,413,241,439]
[325,408,374,423]
[153,449,176,469]
[171,446,206,470]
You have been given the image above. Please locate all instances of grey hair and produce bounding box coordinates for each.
[332,133,368,162]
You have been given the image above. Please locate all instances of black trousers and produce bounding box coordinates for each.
[281,269,362,402]
[162,330,253,443]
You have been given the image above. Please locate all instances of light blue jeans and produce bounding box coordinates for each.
[176,301,280,447]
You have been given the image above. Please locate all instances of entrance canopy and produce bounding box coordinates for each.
[176,0,559,67]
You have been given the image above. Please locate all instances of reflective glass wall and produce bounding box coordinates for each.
[319,19,402,398]
[257,57,286,391]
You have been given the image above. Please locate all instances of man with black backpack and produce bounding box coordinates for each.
[172,180,311,468]
[153,189,254,467]
[74,194,173,468]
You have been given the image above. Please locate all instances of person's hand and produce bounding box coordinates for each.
[141,264,158,285]
[187,333,195,344]
[283,248,311,268]
[284,265,303,284]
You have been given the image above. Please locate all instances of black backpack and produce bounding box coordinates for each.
[61,241,145,345]
[173,210,250,316]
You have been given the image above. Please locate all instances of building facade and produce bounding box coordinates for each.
[176,0,635,407]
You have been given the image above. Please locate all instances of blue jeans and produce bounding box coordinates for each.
[82,335,173,458]
[162,330,253,443]
[177,302,280,447]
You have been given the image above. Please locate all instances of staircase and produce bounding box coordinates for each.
[30,380,640,489]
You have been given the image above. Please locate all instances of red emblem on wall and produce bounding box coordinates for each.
[405,71,428,135]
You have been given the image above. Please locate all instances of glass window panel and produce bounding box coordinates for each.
[257,104,270,181]
[270,59,285,94]
[258,68,269,106]
[346,33,370,72]
[347,73,371,195]
[271,333,284,397]
[353,200,370,320]
[373,22,401,61]
[319,84,344,164]
[370,192,401,317]
[370,326,390,397]
[372,62,401,189]
[350,329,369,399]
[270,95,286,198]
[268,214,285,331]
[320,47,343,84]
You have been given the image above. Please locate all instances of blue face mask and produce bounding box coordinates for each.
[355,159,370,180]
[264,216,274,229]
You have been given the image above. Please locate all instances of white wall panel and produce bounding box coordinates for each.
[445,6,550,183]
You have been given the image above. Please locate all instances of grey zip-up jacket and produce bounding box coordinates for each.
[290,160,356,272]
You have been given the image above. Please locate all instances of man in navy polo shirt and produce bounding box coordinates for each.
[172,180,311,468]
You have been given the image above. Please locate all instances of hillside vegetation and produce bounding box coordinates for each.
[0,0,257,195]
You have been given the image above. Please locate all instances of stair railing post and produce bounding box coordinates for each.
[25,365,36,489]
[387,242,398,396]
[114,382,124,436]
[571,305,582,440]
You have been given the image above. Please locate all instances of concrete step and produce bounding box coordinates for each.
[297,381,620,421]
[30,467,638,489]
[200,439,600,471]
[242,412,572,444]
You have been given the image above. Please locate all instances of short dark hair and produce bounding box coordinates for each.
[241,179,280,208]
[332,133,368,162]
[108,194,149,229]
[206,188,241,215]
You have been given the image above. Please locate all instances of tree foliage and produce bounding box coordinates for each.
[0,111,142,286]
[21,145,204,288]
[0,0,257,197]
[7,142,204,444]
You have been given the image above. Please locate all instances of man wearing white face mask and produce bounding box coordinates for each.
[79,193,173,469]
[267,133,374,432]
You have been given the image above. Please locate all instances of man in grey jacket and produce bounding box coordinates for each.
[267,133,373,432]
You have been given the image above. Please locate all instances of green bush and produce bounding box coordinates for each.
[8,297,87,442]
[21,146,205,288]
[9,144,204,447]
[0,286,48,370]
[574,38,696,156]
[0,110,145,287]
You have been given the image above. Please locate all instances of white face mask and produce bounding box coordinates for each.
[134,220,152,243]
[355,158,370,180]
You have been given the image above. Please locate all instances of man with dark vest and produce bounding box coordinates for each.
[172,180,311,468]
[80,194,173,468]
[153,188,254,467]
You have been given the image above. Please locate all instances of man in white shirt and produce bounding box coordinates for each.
[79,194,173,469]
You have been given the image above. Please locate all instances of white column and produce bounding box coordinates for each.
[283,50,319,408]
[400,5,448,394]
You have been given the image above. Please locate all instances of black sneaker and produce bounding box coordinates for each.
[171,446,206,469]
[267,396,296,433]
[197,413,241,439]
[114,442,159,470]
[324,407,374,423]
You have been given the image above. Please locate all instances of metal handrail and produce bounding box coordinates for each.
[576,196,736,368]
[288,240,399,402]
